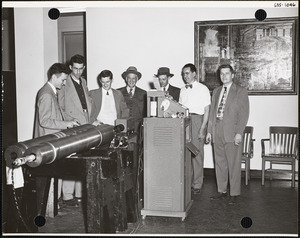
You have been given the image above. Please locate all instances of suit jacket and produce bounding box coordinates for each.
[34,83,70,138]
[58,75,92,124]
[89,88,130,124]
[167,84,180,102]
[118,86,146,132]
[207,83,249,143]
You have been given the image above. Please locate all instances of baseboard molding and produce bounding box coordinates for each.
[204,168,298,181]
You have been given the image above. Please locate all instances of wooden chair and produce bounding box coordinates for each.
[241,126,255,185]
[261,126,298,187]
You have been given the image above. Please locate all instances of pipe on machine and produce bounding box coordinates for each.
[5,124,117,168]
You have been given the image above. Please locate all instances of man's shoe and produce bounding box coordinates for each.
[228,195,239,205]
[193,188,201,194]
[63,198,78,206]
[210,192,228,200]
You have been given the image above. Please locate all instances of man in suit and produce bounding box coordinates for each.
[58,54,92,206]
[118,66,146,134]
[179,63,211,195]
[34,63,80,213]
[206,64,249,205]
[89,70,129,126]
[34,63,80,137]
[155,67,180,102]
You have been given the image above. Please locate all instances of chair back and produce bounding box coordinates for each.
[269,127,298,157]
[242,126,254,157]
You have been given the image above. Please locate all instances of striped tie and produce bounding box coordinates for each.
[216,87,227,119]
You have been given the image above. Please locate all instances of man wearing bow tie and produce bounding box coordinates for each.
[118,66,146,134]
[179,63,211,195]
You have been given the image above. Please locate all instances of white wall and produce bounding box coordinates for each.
[86,7,298,170]
[12,5,298,170]
[14,8,58,141]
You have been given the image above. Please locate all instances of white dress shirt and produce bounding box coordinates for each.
[97,88,117,125]
[179,81,211,115]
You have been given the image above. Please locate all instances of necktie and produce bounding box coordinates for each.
[185,84,193,89]
[217,87,227,119]
[129,88,133,98]
[163,87,166,91]
[106,91,109,95]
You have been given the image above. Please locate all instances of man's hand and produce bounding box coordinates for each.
[198,128,206,140]
[67,119,80,128]
[234,133,242,146]
[92,120,102,126]
[206,133,212,144]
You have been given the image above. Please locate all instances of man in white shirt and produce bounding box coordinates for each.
[179,63,211,194]
[89,70,129,126]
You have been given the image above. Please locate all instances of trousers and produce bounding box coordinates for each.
[190,114,205,189]
[213,119,242,196]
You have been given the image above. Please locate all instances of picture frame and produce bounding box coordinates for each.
[194,17,298,95]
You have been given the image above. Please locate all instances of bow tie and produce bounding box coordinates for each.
[185,84,193,89]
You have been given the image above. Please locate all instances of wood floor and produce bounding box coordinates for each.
[32,170,298,235]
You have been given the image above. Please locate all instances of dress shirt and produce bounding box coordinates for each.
[179,81,211,115]
[127,86,136,95]
[97,87,117,125]
[161,84,169,91]
[47,81,57,95]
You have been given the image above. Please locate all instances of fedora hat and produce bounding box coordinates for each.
[122,66,142,80]
[155,67,174,77]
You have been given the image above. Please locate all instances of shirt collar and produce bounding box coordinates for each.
[223,82,233,91]
[127,86,135,94]
[102,87,112,95]
[162,84,169,91]
[70,75,81,84]
[47,81,57,95]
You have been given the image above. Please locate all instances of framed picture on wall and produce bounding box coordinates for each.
[194,17,298,95]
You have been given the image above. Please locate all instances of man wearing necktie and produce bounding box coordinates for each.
[89,70,129,126]
[118,66,146,134]
[206,64,249,205]
[57,55,92,206]
[179,63,211,195]
[155,67,180,102]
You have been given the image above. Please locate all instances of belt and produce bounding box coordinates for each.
[190,113,199,116]
[83,109,88,112]
[216,117,223,120]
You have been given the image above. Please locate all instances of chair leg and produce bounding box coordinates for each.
[270,162,273,180]
[292,161,295,188]
[262,159,265,186]
[245,160,249,186]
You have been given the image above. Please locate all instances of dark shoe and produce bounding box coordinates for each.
[75,197,82,203]
[63,198,78,206]
[210,192,228,200]
[228,195,239,205]
[193,188,201,194]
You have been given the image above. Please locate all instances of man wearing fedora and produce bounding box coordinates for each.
[118,66,147,135]
[179,63,211,195]
[89,69,129,126]
[155,67,180,102]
